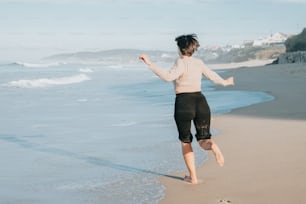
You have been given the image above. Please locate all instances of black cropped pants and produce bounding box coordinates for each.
[174,92,211,143]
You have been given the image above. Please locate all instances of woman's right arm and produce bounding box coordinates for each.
[139,54,183,82]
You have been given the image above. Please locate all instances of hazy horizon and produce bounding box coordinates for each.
[1,0,306,62]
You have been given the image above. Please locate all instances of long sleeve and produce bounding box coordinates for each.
[201,62,228,86]
[148,60,184,82]
[145,57,228,94]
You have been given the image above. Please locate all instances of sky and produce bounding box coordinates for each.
[0,0,306,61]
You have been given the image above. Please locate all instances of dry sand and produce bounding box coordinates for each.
[159,62,306,204]
[208,59,275,70]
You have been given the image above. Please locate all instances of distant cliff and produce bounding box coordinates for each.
[285,28,306,52]
[273,28,306,64]
[273,51,306,64]
[204,45,285,64]
[43,49,176,64]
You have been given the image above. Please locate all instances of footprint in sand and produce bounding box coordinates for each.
[218,199,231,203]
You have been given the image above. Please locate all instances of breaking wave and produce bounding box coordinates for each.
[79,68,93,73]
[3,74,91,88]
[12,62,62,68]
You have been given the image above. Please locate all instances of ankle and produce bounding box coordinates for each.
[184,175,198,184]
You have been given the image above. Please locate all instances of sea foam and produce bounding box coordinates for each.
[3,74,91,88]
[14,62,62,68]
[79,68,93,73]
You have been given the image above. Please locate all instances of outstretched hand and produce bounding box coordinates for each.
[225,77,234,86]
[139,54,152,66]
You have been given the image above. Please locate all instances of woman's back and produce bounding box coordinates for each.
[174,57,204,94]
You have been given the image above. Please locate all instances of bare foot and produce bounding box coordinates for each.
[211,143,224,167]
[183,175,198,184]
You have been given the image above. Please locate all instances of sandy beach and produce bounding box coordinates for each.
[159,62,306,204]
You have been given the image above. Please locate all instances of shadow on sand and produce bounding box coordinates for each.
[0,134,183,181]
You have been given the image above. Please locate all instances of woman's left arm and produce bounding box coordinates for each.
[201,61,234,86]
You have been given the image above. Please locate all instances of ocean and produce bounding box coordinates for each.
[0,60,273,204]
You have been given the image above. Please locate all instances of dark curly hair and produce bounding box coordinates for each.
[175,34,200,56]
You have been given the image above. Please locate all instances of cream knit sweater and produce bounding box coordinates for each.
[148,56,228,94]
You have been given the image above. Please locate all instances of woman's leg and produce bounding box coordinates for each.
[181,142,198,184]
[198,139,224,167]
[174,93,198,183]
[194,94,224,166]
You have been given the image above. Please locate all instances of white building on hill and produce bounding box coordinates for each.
[253,32,289,46]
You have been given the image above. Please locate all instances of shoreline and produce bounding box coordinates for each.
[207,59,274,70]
[158,62,306,204]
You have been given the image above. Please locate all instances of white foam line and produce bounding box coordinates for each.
[3,74,91,88]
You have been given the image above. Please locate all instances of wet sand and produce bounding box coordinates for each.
[159,62,306,204]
